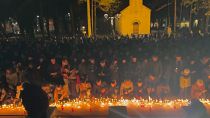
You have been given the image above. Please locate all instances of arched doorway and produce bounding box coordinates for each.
[133,22,139,34]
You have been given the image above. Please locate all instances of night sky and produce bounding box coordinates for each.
[0,0,170,20]
[0,0,173,35]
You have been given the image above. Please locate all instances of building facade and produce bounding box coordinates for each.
[115,0,151,36]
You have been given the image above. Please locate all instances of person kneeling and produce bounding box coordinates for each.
[54,84,69,103]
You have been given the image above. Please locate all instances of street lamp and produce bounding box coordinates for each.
[104,13,120,36]
[81,26,87,36]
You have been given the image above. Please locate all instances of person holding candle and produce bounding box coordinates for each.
[207,75,210,98]
[47,56,62,85]
[191,79,207,99]
[203,62,210,98]
[0,81,7,105]
[97,59,110,83]
[92,79,108,98]
[134,79,145,99]
[145,74,157,98]
[120,79,134,99]
[87,57,97,85]
[54,84,69,103]
[78,79,92,99]
[179,68,191,99]
[107,80,119,99]
[41,83,53,102]
[61,58,71,96]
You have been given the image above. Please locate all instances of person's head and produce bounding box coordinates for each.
[152,55,158,62]
[111,80,117,87]
[183,68,190,76]
[100,60,106,67]
[39,58,44,63]
[149,74,155,81]
[50,58,56,64]
[113,59,118,64]
[55,85,63,91]
[131,56,137,63]
[81,58,86,63]
[89,58,95,64]
[96,79,102,86]
[201,56,209,64]
[6,68,11,75]
[190,60,196,65]
[208,75,210,80]
[122,58,126,64]
[62,58,68,66]
[143,58,148,63]
[137,80,143,87]
[28,63,33,69]
[196,80,204,87]
[175,55,182,61]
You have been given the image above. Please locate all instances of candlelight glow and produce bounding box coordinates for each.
[1,98,209,114]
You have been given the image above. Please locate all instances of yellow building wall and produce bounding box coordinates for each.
[115,0,151,36]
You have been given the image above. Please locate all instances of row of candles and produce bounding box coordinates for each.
[0,98,210,114]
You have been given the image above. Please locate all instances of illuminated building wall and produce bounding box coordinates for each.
[115,0,151,36]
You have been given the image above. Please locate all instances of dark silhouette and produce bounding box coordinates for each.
[183,99,209,118]
[20,82,49,118]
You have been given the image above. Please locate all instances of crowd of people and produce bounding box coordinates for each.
[0,35,210,105]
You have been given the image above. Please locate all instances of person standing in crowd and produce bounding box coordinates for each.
[179,68,192,99]
[119,58,129,83]
[145,74,157,98]
[129,56,140,82]
[189,58,199,83]
[68,66,79,99]
[61,58,71,97]
[25,62,41,87]
[48,57,62,85]
[198,55,210,80]
[170,54,185,97]
[98,60,110,83]
[36,56,47,83]
[87,57,97,85]
[6,68,18,91]
[139,57,150,81]
[109,59,120,82]
[149,54,163,84]
[78,58,88,82]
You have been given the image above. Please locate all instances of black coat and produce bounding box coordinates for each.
[21,83,49,118]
